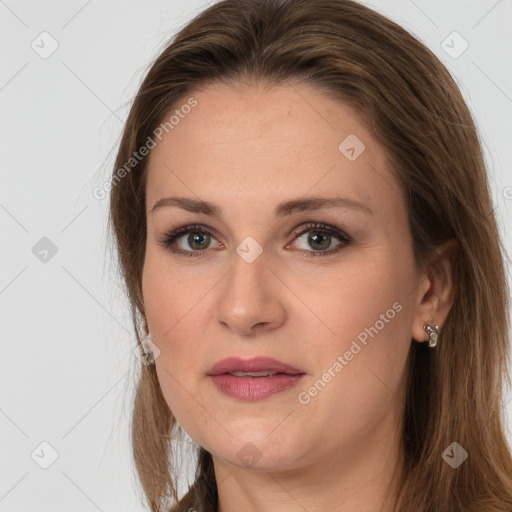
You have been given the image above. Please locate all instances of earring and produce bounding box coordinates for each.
[140,334,156,365]
[423,319,440,348]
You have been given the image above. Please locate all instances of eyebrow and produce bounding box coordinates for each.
[150,195,373,217]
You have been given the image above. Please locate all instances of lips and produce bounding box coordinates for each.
[208,356,305,377]
[208,356,306,401]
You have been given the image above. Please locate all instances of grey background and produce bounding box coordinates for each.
[1,0,511,510]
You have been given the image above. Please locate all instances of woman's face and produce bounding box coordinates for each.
[142,82,423,472]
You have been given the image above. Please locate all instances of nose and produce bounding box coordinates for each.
[215,250,287,337]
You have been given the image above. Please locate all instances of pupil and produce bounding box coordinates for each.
[309,232,330,250]
[189,232,209,250]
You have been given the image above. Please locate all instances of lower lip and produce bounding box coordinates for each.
[209,373,305,401]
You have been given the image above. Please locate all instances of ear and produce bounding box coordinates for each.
[411,239,459,343]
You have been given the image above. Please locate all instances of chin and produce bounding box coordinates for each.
[212,434,301,472]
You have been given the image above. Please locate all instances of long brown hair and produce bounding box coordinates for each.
[108,0,512,510]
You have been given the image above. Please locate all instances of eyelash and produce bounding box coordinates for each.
[158,222,353,259]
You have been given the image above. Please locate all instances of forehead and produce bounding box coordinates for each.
[145,82,403,220]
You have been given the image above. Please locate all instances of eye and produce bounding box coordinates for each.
[287,222,353,258]
[158,224,222,258]
[158,221,353,258]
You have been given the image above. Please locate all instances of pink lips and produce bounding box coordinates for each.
[208,356,304,376]
[207,356,305,401]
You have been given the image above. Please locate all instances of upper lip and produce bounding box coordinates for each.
[208,356,305,376]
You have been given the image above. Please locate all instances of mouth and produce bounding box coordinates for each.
[207,356,305,377]
[207,356,306,401]
[226,370,291,377]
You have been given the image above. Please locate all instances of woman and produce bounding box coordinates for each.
[108,0,512,510]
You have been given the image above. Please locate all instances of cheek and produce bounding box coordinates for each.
[306,256,409,348]
[142,251,207,342]
[142,256,213,411]
[143,270,210,438]
[298,254,413,409]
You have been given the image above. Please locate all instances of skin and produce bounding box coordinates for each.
[142,81,457,512]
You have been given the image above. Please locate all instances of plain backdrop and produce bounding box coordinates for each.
[1,0,511,510]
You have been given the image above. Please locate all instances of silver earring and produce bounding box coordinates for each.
[423,319,440,348]
[141,334,156,365]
